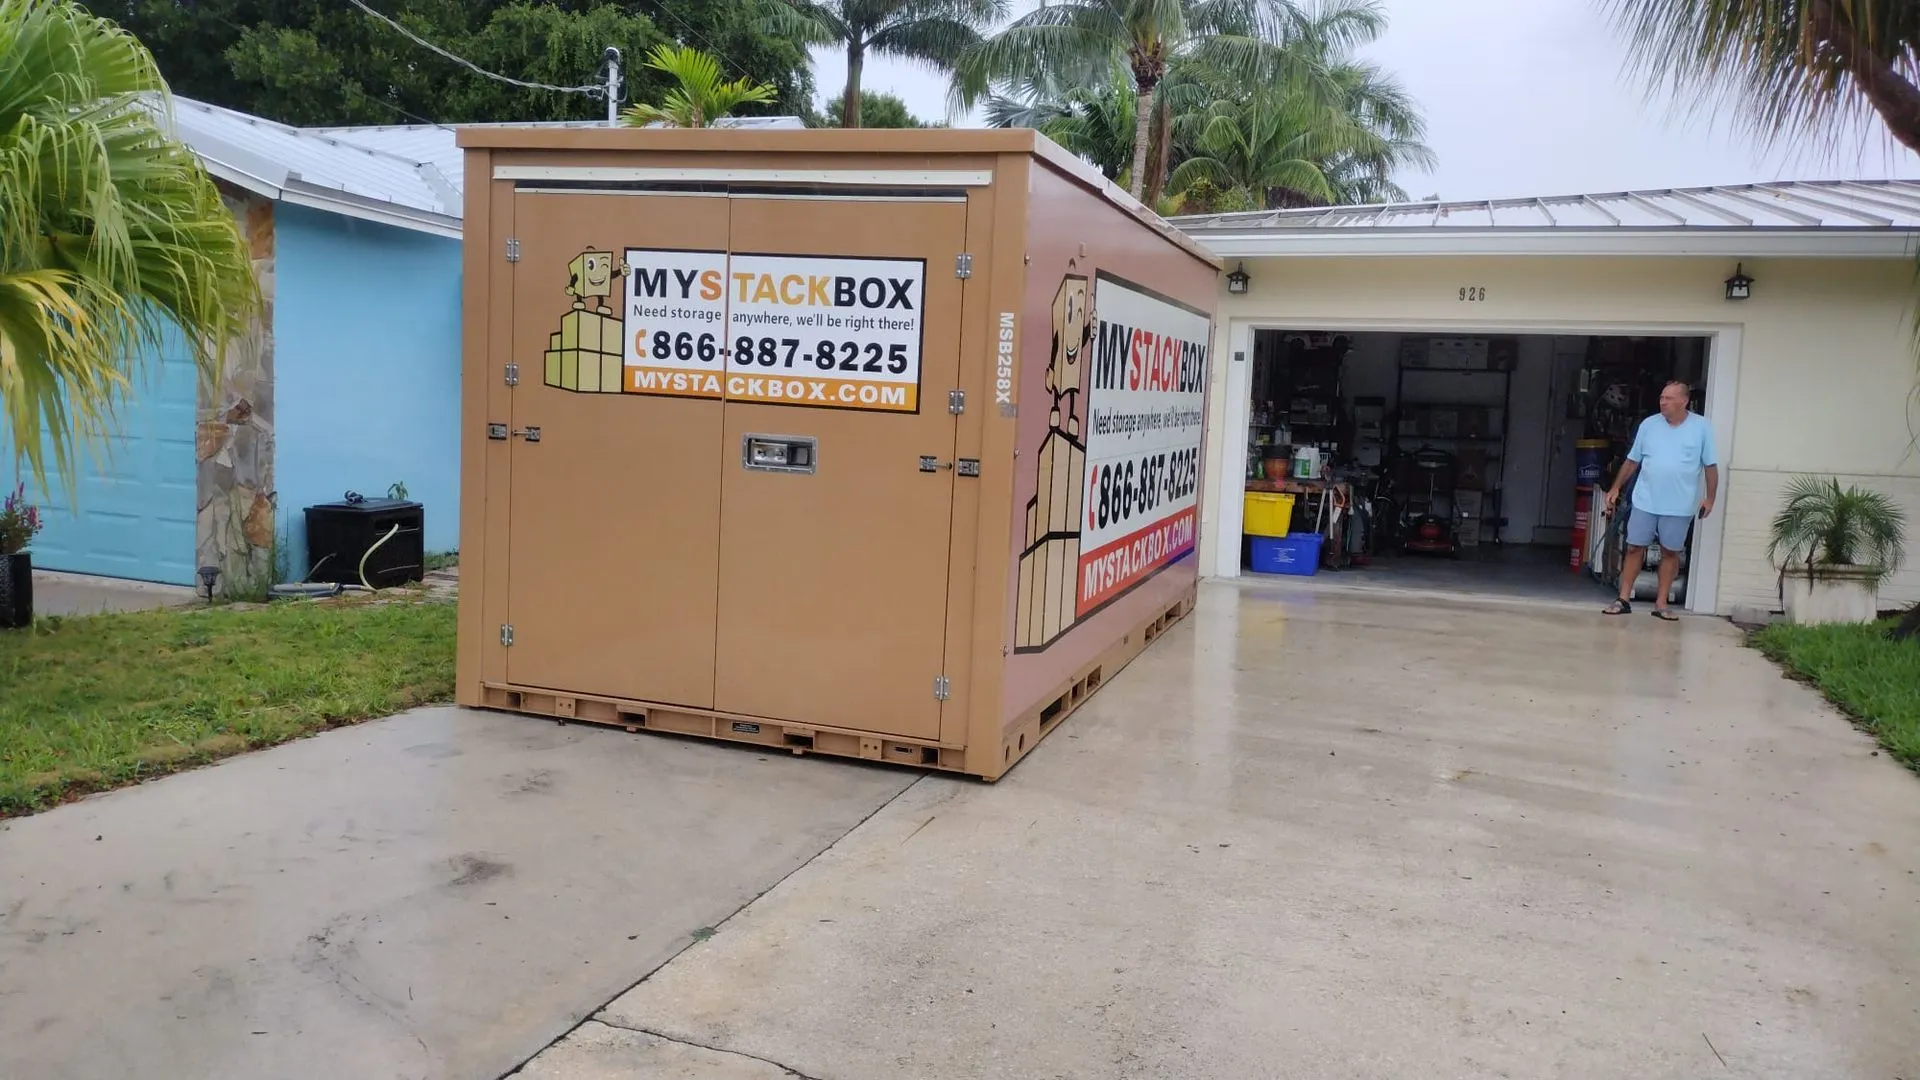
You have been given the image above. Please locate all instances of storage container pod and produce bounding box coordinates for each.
[454,127,1221,780]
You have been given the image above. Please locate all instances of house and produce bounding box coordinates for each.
[7,98,799,593]
[20,102,1918,618]
[1176,181,1920,615]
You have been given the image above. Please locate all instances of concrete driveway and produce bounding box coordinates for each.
[0,707,913,1080]
[31,569,195,616]
[521,583,1920,1080]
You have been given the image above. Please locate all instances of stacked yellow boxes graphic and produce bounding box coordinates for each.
[545,306,624,393]
[1014,275,1093,651]
[1015,422,1085,649]
[545,250,625,394]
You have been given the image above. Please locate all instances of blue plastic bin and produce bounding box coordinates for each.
[1249,533,1323,576]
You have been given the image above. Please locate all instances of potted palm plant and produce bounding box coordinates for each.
[0,483,43,629]
[1767,476,1907,626]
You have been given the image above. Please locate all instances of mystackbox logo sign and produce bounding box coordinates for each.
[1077,274,1207,616]
[540,245,926,414]
[1013,269,1209,653]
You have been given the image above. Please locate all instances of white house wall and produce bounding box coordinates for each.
[1201,255,1920,614]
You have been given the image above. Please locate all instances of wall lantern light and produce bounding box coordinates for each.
[1725,263,1754,301]
[1225,263,1251,295]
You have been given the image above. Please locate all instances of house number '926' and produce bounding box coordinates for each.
[1459,286,1487,302]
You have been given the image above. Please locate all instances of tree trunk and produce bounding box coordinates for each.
[1142,98,1173,208]
[1810,0,1920,152]
[843,42,864,128]
[1127,89,1153,199]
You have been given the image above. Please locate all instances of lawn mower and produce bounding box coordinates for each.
[1399,446,1459,556]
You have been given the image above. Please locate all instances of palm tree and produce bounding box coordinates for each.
[1604,0,1920,153]
[1169,94,1348,207]
[1168,55,1428,208]
[1042,76,1142,181]
[761,0,1005,128]
[621,44,778,128]
[987,64,1140,181]
[1312,59,1429,203]
[0,0,258,488]
[958,0,1388,202]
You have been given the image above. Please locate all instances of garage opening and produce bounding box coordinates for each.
[1240,330,1711,606]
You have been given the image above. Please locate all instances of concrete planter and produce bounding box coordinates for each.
[1781,564,1880,626]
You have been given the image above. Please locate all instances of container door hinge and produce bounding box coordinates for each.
[933,675,951,701]
[505,238,521,262]
[954,254,972,279]
[948,389,966,415]
[499,624,515,647]
[505,361,520,387]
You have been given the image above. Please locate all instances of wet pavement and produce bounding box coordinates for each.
[0,707,913,1080]
[523,582,1920,1080]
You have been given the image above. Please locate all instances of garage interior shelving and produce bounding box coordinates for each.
[1242,329,1711,606]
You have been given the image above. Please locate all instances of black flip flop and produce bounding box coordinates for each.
[1651,609,1679,622]
[1603,599,1632,615]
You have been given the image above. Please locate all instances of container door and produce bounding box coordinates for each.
[712,195,967,740]
[503,191,728,707]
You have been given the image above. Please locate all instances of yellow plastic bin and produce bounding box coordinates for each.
[1243,492,1296,538]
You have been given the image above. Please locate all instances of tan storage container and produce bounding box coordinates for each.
[454,127,1220,780]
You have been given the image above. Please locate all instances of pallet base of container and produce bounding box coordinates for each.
[477,586,1197,781]
[992,588,1194,779]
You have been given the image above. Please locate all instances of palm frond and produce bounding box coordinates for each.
[754,0,851,47]
[0,0,258,490]
[953,1,1128,104]
[1604,0,1920,153]
[869,15,991,66]
[1768,474,1909,580]
[621,43,777,127]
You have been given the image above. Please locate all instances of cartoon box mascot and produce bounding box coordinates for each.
[1014,273,1092,651]
[545,249,625,393]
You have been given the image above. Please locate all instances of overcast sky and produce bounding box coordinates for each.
[808,0,1920,201]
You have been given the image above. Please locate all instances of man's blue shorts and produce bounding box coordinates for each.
[1627,507,1693,551]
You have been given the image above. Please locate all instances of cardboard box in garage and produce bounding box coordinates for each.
[453,127,1221,780]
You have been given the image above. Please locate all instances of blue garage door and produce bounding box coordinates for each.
[7,342,198,585]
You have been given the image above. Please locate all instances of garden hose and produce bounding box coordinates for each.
[359,523,401,591]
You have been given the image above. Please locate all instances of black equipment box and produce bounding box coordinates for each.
[303,498,424,589]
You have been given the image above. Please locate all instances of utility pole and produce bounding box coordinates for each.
[604,46,622,125]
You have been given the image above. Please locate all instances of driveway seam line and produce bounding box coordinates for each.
[499,772,926,1077]
[590,1017,826,1080]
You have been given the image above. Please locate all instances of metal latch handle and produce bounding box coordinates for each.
[487,423,541,442]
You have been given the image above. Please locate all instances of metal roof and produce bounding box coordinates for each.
[167,96,465,236]
[1172,180,1920,258]
[166,97,804,238]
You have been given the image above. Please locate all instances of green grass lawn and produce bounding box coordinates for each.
[1753,620,1920,770]
[0,598,456,816]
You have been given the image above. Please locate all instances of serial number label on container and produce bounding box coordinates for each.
[1077,272,1211,616]
[725,254,925,413]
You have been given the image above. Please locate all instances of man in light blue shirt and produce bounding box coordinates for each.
[1601,381,1718,621]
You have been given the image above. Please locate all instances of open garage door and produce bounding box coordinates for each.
[1226,329,1714,609]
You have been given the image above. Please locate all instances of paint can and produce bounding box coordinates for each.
[1575,439,1609,489]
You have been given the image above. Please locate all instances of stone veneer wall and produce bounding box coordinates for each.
[196,189,276,595]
